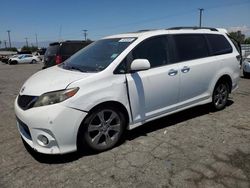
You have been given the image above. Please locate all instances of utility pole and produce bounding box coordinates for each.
[24,37,29,47]
[4,40,7,48]
[7,30,11,48]
[35,33,38,48]
[82,29,88,41]
[198,8,204,28]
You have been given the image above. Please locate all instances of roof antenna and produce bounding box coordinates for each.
[59,25,62,42]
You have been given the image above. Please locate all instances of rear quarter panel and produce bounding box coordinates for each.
[209,52,240,94]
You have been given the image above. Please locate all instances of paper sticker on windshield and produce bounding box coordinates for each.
[111,54,118,59]
[118,38,135,42]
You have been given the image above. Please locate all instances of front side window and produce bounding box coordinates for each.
[206,34,232,55]
[61,38,135,72]
[132,36,168,68]
[173,34,209,62]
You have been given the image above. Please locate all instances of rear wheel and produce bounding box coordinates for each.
[78,106,126,152]
[31,59,36,64]
[212,81,229,111]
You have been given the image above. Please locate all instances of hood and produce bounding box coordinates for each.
[20,66,93,96]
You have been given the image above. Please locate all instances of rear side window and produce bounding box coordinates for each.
[45,45,59,56]
[61,43,86,55]
[173,34,209,62]
[206,34,232,55]
[132,36,168,68]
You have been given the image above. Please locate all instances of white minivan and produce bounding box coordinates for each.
[15,27,241,154]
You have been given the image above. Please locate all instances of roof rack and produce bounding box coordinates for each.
[167,27,218,31]
[135,29,157,33]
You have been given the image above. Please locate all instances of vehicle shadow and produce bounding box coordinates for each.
[125,100,233,141]
[241,75,250,79]
[24,100,234,164]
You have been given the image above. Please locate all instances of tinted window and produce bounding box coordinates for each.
[61,43,87,55]
[206,34,232,55]
[173,34,209,62]
[45,45,59,56]
[132,36,168,68]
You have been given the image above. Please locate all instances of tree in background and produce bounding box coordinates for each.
[0,47,17,51]
[21,46,38,52]
[0,40,2,48]
[229,31,246,44]
[245,37,250,44]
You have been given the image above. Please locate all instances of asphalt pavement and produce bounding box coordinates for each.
[0,62,250,188]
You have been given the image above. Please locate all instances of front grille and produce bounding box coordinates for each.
[17,117,32,140]
[18,95,38,110]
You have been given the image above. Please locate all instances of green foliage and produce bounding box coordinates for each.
[245,37,250,44]
[0,47,17,51]
[229,31,246,44]
[21,46,38,52]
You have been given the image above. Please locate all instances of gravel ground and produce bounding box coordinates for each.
[0,62,250,188]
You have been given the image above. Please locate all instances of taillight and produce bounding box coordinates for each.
[55,55,62,64]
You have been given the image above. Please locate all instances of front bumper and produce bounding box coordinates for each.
[15,97,87,154]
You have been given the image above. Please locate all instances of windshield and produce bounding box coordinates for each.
[60,38,136,72]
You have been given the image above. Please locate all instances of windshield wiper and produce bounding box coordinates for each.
[61,64,83,72]
[70,66,84,72]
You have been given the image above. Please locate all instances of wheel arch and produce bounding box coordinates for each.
[215,74,232,93]
[87,101,130,125]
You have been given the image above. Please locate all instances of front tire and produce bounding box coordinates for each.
[243,70,250,78]
[212,81,229,111]
[78,106,126,152]
[9,60,17,65]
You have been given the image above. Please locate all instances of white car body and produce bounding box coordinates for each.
[15,28,240,154]
[9,54,40,64]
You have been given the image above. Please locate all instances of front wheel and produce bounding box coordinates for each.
[243,70,250,78]
[212,81,229,111]
[78,106,126,152]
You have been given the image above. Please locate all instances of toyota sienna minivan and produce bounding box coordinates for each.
[15,27,241,154]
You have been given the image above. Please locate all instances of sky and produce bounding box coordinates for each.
[0,0,250,47]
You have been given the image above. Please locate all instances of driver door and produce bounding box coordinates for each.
[126,36,180,123]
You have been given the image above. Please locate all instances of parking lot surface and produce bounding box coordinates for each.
[0,62,250,188]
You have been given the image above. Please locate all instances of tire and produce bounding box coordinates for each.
[212,81,229,111]
[243,70,250,78]
[9,60,17,65]
[31,59,36,64]
[78,105,126,152]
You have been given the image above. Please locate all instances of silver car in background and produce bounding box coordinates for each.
[243,55,250,77]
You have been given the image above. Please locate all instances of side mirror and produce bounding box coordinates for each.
[130,59,150,72]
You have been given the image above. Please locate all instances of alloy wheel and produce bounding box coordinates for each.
[87,110,121,148]
[213,83,228,109]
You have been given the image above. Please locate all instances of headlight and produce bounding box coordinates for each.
[33,87,79,107]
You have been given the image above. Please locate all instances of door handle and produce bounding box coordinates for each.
[168,69,178,76]
[181,66,190,73]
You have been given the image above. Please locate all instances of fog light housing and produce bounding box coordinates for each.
[37,135,49,146]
